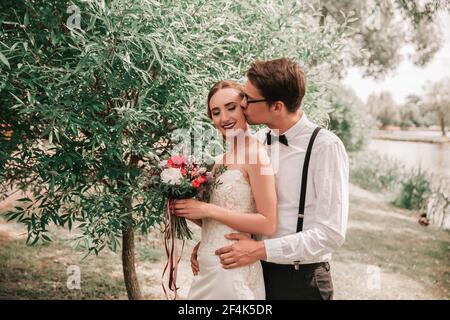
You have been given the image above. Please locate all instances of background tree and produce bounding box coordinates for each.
[0,0,350,299]
[367,91,401,128]
[314,0,449,78]
[328,83,375,152]
[399,94,423,128]
[422,78,450,136]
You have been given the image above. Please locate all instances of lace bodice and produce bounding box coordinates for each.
[199,169,256,254]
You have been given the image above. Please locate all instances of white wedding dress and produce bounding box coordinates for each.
[187,169,265,300]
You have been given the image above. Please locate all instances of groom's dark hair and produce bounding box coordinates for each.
[246,58,306,113]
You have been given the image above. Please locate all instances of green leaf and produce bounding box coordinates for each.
[17,197,32,202]
[41,234,52,242]
[0,52,10,68]
[68,217,73,231]
[10,42,19,51]
[29,234,40,246]
[4,210,23,221]
[24,11,29,27]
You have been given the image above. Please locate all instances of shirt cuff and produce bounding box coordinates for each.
[263,238,284,263]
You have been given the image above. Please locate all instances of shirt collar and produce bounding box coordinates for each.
[268,112,311,141]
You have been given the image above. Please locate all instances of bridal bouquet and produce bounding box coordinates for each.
[158,155,216,239]
[156,155,223,299]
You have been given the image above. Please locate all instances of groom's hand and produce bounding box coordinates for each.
[215,233,267,269]
[191,241,200,276]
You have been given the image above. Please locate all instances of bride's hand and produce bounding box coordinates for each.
[174,199,211,220]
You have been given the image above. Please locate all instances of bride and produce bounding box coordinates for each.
[174,80,278,300]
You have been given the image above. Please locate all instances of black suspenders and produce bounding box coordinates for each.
[293,126,321,269]
[297,127,322,233]
[264,125,322,269]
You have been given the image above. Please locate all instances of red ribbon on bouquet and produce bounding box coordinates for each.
[162,198,184,300]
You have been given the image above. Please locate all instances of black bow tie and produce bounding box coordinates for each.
[266,131,289,146]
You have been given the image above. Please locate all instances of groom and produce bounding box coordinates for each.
[211,58,349,300]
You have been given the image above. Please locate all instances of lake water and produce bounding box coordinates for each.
[368,137,450,229]
[368,139,450,179]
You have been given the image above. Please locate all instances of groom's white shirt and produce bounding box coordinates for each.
[256,113,349,265]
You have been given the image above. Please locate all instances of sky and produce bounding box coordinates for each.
[343,11,450,105]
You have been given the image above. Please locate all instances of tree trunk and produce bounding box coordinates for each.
[120,154,142,300]
[122,226,142,300]
[440,116,446,137]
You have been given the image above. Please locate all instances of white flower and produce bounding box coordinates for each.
[159,160,168,168]
[161,167,183,185]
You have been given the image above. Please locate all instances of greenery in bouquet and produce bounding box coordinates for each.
[156,155,224,240]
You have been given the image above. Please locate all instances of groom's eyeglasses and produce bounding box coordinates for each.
[242,93,267,105]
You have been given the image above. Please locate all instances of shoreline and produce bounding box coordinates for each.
[372,130,450,144]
